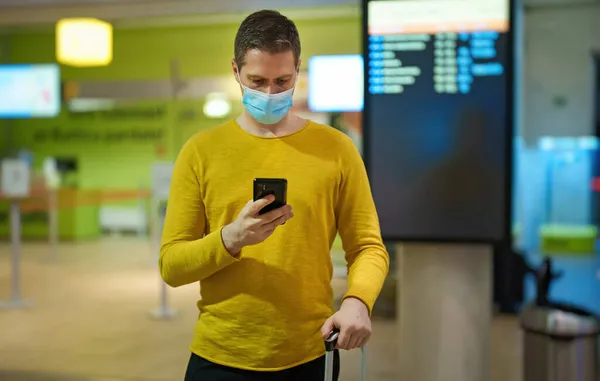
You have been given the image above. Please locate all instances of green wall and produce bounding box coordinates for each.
[5,12,361,192]
[11,100,241,190]
[9,15,361,81]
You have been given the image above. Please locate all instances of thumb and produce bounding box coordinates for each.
[250,194,275,214]
[321,316,336,339]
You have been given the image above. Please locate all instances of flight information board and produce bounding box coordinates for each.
[0,64,61,119]
[364,0,514,242]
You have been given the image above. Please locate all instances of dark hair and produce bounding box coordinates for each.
[234,10,301,69]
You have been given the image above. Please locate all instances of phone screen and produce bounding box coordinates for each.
[253,178,287,215]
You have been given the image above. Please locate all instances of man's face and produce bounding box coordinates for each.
[233,49,300,95]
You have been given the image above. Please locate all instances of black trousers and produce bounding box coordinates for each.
[184,351,340,381]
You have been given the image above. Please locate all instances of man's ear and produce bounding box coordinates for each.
[232,59,240,83]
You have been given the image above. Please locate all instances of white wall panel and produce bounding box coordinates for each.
[523,5,600,141]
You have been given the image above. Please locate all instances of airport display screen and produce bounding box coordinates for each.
[364,0,513,242]
[0,64,61,119]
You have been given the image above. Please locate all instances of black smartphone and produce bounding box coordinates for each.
[253,178,287,215]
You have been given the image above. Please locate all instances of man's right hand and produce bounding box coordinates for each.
[221,195,294,256]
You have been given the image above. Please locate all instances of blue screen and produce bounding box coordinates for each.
[365,0,513,241]
[0,64,61,119]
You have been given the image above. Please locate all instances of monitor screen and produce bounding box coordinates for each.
[364,0,513,242]
[0,64,61,119]
[55,157,78,173]
[308,54,364,112]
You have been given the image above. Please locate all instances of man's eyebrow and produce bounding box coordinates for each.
[246,74,294,80]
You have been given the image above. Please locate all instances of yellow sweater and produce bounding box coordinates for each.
[159,120,389,371]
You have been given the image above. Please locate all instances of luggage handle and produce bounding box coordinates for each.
[324,328,367,381]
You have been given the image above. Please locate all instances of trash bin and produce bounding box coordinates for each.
[520,257,600,381]
[521,302,599,381]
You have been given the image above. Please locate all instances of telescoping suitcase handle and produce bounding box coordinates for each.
[324,328,367,381]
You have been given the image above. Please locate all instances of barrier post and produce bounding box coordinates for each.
[43,157,61,262]
[150,200,176,319]
[0,159,32,309]
[48,189,59,262]
[149,162,177,320]
[137,182,147,238]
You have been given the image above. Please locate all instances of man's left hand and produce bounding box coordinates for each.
[320,297,371,350]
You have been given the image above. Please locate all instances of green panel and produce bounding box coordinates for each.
[59,204,101,240]
[0,203,49,239]
[331,234,346,267]
[9,100,218,190]
[540,224,597,255]
[3,100,221,241]
[0,128,6,155]
[0,198,100,240]
[332,234,343,250]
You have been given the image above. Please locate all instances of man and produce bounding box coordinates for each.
[160,9,389,381]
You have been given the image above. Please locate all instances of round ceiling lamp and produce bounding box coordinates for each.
[203,93,232,119]
[56,18,113,67]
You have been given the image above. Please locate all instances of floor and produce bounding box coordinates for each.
[0,238,522,381]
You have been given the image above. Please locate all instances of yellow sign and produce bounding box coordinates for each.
[56,18,113,67]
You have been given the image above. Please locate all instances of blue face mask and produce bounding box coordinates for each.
[239,77,295,125]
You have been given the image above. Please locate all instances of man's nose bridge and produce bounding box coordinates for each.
[265,84,276,95]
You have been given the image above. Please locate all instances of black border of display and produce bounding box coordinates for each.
[361,0,516,245]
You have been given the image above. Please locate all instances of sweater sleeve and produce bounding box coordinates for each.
[159,139,239,287]
[335,139,390,314]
